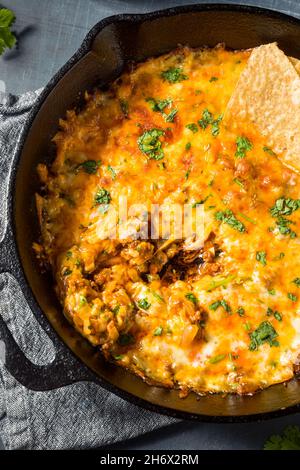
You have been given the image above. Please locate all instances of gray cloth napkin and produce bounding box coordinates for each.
[0,91,174,450]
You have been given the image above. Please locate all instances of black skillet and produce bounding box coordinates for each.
[1,3,300,422]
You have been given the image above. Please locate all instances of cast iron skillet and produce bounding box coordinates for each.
[1,3,300,422]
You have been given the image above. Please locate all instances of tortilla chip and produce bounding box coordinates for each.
[225,43,300,172]
[290,56,300,75]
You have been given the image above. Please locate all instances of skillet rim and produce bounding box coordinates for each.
[7,3,300,422]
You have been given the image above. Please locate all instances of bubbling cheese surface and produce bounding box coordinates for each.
[37,46,300,395]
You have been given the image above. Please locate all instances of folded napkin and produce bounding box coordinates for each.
[0,90,174,450]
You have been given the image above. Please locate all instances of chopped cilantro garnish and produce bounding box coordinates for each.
[270,197,300,217]
[192,194,211,207]
[165,108,178,122]
[138,128,165,160]
[198,109,222,136]
[185,293,198,304]
[107,165,117,179]
[268,289,276,296]
[270,197,300,238]
[209,354,226,364]
[209,301,220,311]
[238,212,257,225]
[235,136,253,158]
[137,298,151,310]
[146,97,177,122]
[288,293,297,302]
[233,177,244,188]
[256,251,267,266]
[275,216,297,238]
[263,146,276,156]
[66,251,72,259]
[152,291,165,303]
[267,307,282,321]
[215,209,246,233]
[146,97,172,112]
[209,299,231,313]
[112,305,120,315]
[249,321,279,351]
[153,326,163,336]
[274,311,282,322]
[77,160,100,175]
[207,274,236,292]
[198,108,213,129]
[94,188,111,205]
[293,278,300,287]
[237,307,245,317]
[209,76,218,82]
[161,67,188,83]
[185,167,191,180]
[273,252,285,261]
[79,295,87,307]
[113,354,124,361]
[185,123,198,133]
[185,142,191,151]
[211,115,223,137]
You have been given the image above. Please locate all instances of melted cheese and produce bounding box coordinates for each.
[37,46,300,395]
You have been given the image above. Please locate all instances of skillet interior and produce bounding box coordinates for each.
[12,5,300,419]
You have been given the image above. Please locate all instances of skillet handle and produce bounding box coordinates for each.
[0,312,97,390]
[0,229,97,390]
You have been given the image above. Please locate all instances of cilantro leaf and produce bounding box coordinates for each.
[264,425,300,450]
[209,354,226,364]
[0,8,16,55]
[270,197,300,217]
[198,108,214,129]
[197,109,223,136]
[185,123,198,133]
[77,160,100,174]
[209,299,231,313]
[185,292,198,304]
[249,321,279,351]
[138,128,165,160]
[287,292,297,302]
[160,67,188,83]
[107,165,117,179]
[270,197,300,238]
[256,251,267,266]
[215,209,246,232]
[164,108,178,123]
[146,97,172,112]
[153,326,163,336]
[237,307,245,317]
[94,188,111,205]
[211,115,223,137]
[263,146,276,156]
[235,136,253,158]
[137,298,151,310]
